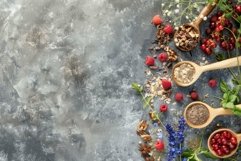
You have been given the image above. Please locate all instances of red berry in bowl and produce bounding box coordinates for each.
[211,138,216,144]
[217,11,223,17]
[216,149,223,156]
[201,44,206,51]
[208,79,217,88]
[221,41,228,49]
[214,133,221,139]
[230,137,237,145]
[205,47,212,55]
[209,130,238,157]
[160,104,168,112]
[212,144,219,150]
[190,91,198,100]
[158,52,168,62]
[228,142,236,150]
[155,139,165,151]
[145,56,155,66]
[152,15,163,26]
[163,24,173,34]
[161,79,172,90]
[175,92,184,102]
[235,5,241,14]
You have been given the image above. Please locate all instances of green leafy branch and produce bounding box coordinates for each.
[131,82,153,108]
[131,82,166,130]
[220,80,241,116]
[182,132,217,161]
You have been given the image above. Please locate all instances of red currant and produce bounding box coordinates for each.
[230,137,237,145]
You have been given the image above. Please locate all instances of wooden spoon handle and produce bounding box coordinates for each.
[212,108,233,116]
[201,56,241,72]
[237,134,241,142]
[192,0,218,27]
[212,104,241,116]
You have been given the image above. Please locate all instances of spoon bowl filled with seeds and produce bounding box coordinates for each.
[172,56,241,87]
[174,1,218,51]
[184,101,241,129]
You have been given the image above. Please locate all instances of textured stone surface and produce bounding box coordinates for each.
[0,0,240,161]
[0,0,161,160]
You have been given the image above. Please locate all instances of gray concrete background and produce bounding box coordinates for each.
[0,0,240,161]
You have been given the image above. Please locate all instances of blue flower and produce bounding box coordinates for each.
[157,132,163,139]
[153,122,159,127]
[182,158,188,161]
[165,117,186,161]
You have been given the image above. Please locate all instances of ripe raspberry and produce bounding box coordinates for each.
[159,104,168,112]
[190,91,198,100]
[145,56,155,66]
[175,92,184,102]
[163,24,173,34]
[208,79,217,88]
[158,52,168,62]
[151,15,163,26]
[155,139,165,151]
[161,79,172,90]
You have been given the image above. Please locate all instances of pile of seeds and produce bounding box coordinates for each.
[174,25,199,51]
[144,75,172,105]
[186,104,210,125]
[163,46,178,62]
[156,25,172,49]
[173,63,195,84]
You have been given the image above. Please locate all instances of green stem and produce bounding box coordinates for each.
[140,92,166,132]
[212,95,223,100]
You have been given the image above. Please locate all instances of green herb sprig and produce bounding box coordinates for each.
[220,80,241,116]
[131,82,166,130]
[182,132,217,161]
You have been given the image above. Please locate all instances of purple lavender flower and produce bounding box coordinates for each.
[165,117,186,161]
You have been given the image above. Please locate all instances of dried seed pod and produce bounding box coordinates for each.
[141,134,152,142]
[139,143,152,156]
[136,120,149,136]
[145,156,155,161]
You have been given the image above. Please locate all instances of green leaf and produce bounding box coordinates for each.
[189,158,200,161]
[223,93,229,100]
[236,42,241,48]
[220,80,229,93]
[143,96,152,108]
[225,12,232,18]
[201,150,218,159]
[233,105,241,116]
[229,95,237,103]
[238,25,241,34]
[207,0,215,3]
[193,154,202,161]
[131,83,143,94]
[234,85,241,95]
[224,102,235,109]
[215,53,225,61]
[182,149,195,158]
[218,1,231,11]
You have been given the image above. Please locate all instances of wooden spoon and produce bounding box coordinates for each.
[208,128,241,158]
[184,101,241,129]
[172,56,241,87]
[174,1,218,51]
